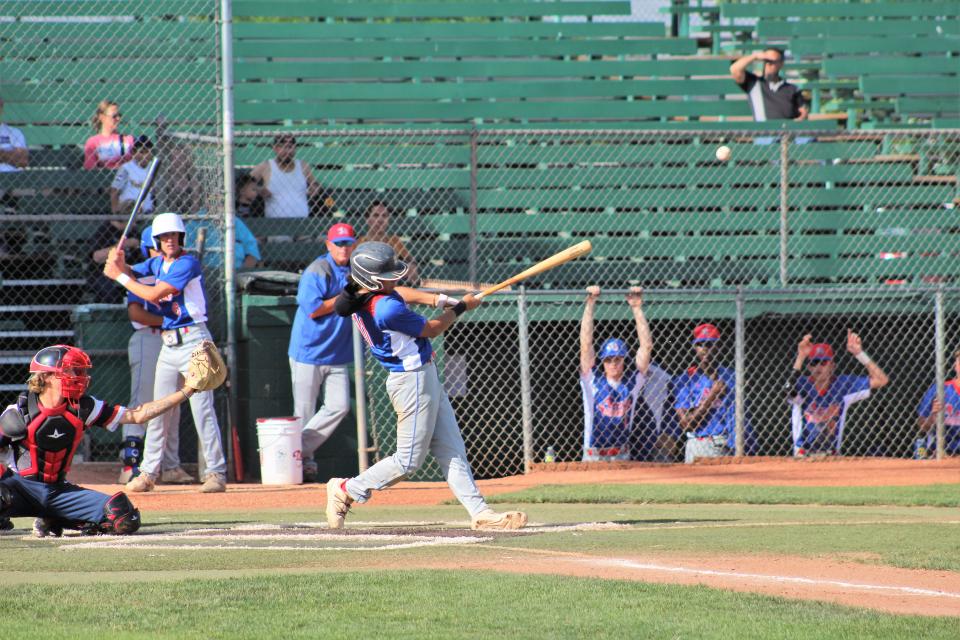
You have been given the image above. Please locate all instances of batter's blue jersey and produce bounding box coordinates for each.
[917,380,960,454]
[790,375,870,454]
[288,253,353,366]
[353,292,432,372]
[139,253,207,329]
[127,262,162,330]
[674,366,747,450]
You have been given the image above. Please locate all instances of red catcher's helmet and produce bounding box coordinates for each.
[30,345,92,401]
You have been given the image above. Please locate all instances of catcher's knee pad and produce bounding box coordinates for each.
[101,492,141,535]
[121,436,144,467]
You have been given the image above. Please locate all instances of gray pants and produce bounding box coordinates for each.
[289,359,351,459]
[344,361,488,518]
[141,323,226,477]
[126,328,179,469]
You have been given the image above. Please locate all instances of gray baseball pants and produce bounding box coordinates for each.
[126,327,180,469]
[289,359,351,459]
[141,323,226,477]
[344,361,488,518]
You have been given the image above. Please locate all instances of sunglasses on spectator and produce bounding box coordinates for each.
[332,239,354,247]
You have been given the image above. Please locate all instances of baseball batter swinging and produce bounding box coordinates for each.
[327,241,527,531]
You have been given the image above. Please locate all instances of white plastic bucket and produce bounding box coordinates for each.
[256,417,303,485]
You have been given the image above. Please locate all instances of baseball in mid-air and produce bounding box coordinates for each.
[716,145,732,161]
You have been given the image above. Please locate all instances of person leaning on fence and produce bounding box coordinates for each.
[250,133,322,219]
[103,212,228,494]
[83,100,135,170]
[730,48,808,122]
[915,347,960,459]
[786,332,889,457]
[288,223,357,482]
[117,226,189,486]
[675,323,754,463]
[579,286,676,462]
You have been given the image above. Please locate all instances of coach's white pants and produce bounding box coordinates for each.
[141,323,226,477]
[344,361,488,517]
[289,359,351,459]
[126,328,180,469]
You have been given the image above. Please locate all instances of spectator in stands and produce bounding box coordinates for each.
[674,323,754,463]
[730,48,808,122]
[183,193,262,271]
[110,135,155,216]
[0,95,28,254]
[84,100,135,170]
[579,286,676,462]
[357,200,419,284]
[915,347,960,459]
[154,115,201,215]
[236,173,264,217]
[250,134,322,219]
[288,222,357,481]
[786,332,889,457]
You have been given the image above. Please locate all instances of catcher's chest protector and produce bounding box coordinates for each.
[16,393,86,483]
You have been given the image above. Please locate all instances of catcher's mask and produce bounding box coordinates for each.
[31,345,92,402]
[349,241,409,291]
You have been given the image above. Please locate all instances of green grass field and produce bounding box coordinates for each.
[2,484,958,638]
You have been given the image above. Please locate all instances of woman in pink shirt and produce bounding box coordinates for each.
[83,100,134,170]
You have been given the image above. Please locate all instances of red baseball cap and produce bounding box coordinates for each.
[808,343,834,361]
[327,223,356,244]
[692,323,721,343]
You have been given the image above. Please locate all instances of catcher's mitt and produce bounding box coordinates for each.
[184,340,227,392]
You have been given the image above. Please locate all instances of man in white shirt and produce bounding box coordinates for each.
[110,135,155,215]
[250,134,322,219]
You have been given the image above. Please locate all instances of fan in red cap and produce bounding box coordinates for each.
[675,322,755,462]
[787,332,889,457]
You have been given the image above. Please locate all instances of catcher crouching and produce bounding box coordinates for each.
[0,342,225,537]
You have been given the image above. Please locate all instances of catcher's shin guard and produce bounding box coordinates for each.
[0,483,12,513]
[100,492,141,535]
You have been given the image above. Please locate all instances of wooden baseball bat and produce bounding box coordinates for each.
[475,240,592,299]
[116,156,161,251]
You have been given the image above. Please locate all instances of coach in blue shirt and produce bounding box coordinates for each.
[288,222,356,481]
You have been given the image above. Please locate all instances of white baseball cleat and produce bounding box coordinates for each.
[325,478,353,529]
[471,509,528,531]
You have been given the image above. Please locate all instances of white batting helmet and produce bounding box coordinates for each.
[151,212,186,238]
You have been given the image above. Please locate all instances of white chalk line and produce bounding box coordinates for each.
[589,557,960,600]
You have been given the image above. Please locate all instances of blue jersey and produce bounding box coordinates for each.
[581,369,644,458]
[140,253,207,329]
[917,380,960,454]
[674,366,743,450]
[288,254,353,366]
[127,261,162,330]
[790,375,870,454]
[353,292,432,372]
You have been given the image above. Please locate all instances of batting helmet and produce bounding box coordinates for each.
[140,225,156,258]
[30,345,92,401]
[152,212,185,237]
[349,241,409,291]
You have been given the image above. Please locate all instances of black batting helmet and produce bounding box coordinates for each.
[349,241,409,291]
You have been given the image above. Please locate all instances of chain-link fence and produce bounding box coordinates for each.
[0,0,222,468]
[230,128,957,475]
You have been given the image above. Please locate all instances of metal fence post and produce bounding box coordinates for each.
[517,286,534,472]
[352,323,371,473]
[734,290,746,457]
[779,133,790,287]
[469,128,479,285]
[220,0,240,481]
[934,288,946,461]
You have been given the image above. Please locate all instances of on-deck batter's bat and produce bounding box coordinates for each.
[116,156,161,251]
[475,240,592,299]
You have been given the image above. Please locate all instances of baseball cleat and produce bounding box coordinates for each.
[200,472,227,493]
[32,517,63,538]
[117,465,139,484]
[325,478,353,529]
[160,467,195,484]
[126,472,156,493]
[471,509,528,531]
